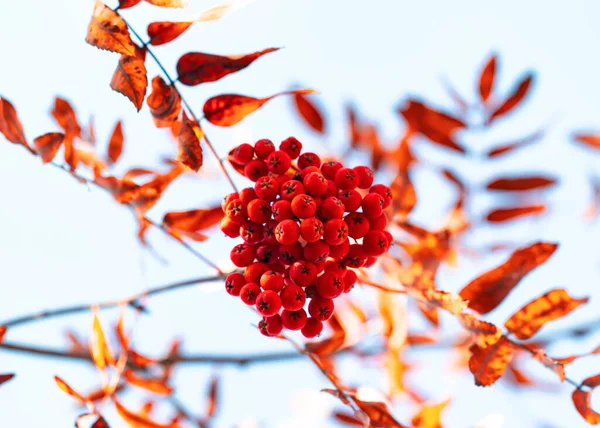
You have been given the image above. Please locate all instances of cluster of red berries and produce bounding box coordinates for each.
[221,136,393,338]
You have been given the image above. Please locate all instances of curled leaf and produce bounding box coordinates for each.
[34,132,64,163]
[479,54,497,102]
[86,0,135,56]
[177,112,203,172]
[488,73,534,123]
[111,47,148,111]
[293,90,326,133]
[147,76,181,128]
[469,336,515,386]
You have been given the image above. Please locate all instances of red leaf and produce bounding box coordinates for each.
[111,46,148,111]
[573,374,600,424]
[86,0,135,56]
[486,129,544,158]
[34,132,65,163]
[485,204,546,223]
[114,398,181,428]
[147,76,182,128]
[0,97,29,149]
[107,121,124,164]
[118,0,142,8]
[123,369,173,395]
[163,207,223,235]
[54,376,86,403]
[177,111,203,172]
[293,91,326,133]
[574,134,600,151]
[459,242,557,314]
[478,54,497,102]
[469,336,515,386]
[147,21,193,46]
[51,97,82,138]
[487,73,534,123]
[203,89,316,127]
[485,176,556,192]
[177,48,279,86]
[0,374,15,387]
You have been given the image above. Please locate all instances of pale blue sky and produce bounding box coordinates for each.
[1,0,600,427]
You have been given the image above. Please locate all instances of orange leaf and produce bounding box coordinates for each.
[119,0,142,8]
[478,54,497,102]
[107,121,124,164]
[114,398,181,428]
[0,373,14,387]
[177,112,203,172]
[390,172,417,221]
[411,398,451,428]
[485,176,556,192]
[293,91,326,133]
[458,313,501,347]
[333,411,366,426]
[350,395,407,428]
[147,21,193,46]
[486,129,544,158]
[147,76,182,128]
[51,97,82,138]
[532,350,565,382]
[123,369,173,395]
[486,204,546,223]
[206,376,219,418]
[111,47,148,112]
[305,335,345,356]
[54,376,86,403]
[469,336,515,386]
[130,350,160,367]
[163,206,223,237]
[574,134,600,151]
[203,89,316,127]
[76,414,110,428]
[145,0,187,7]
[34,132,65,163]
[573,374,600,424]
[459,242,557,314]
[488,73,534,123]
[86,0,135,56]
[504,289,588,340]
[0,97,29,149]
[90,312,115,370]
[0,326,7,343]
[177,48,279,86]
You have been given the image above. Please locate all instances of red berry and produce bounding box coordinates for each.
[224,273,245,296]
[258,318,270,336]
[361,193,384,218]
[220,216,241,238]
[291,194,317,219]
[280,180,305,201]
[337,189,362,212]
[305,285,318,299]
[230,243,256,267]
[316,271,344,299]
[343,244,367,268]
[323,180,338,198]
[256,290,282,317]
[364,256,377,267]
[314,259,326,273]
[354,165,374,189]
[254,139,275,159]
[301,317,323,338]
[281,309,308,330]
[265,314,283,335]
[321,197,345,219]
[324,259,346,275]
[275,219,300,246]
[244,262,269,283]
[299,166,320,180]
[335,167,359,190]
[260,270,285,292]
[303,240,330,263]
[308,296,334,321]
[320,161,343,180]
[232,143,254,164]
[221,192,239,212]
[263,220,278,245]
[279,242,303,265]
[238,187,257,206]
[280,137,302,159]
[329,238,350,259]
[225,199,247,224]
[254,176,279,201]
[323,218,349,246]
[280,284,306,311]
[369,213,388,231]
[362,230,390,256]
[344,269,357,292]
[303,171,328,197]
[289,260,318,287]
[244,159,268,182]
[266,150,292,175]
[267,261,285,274]
[247,199,272,224]
[370,184,393,208]
[240,282,261,304]
[256,244,279,264]
[300,217,324,243]
[240,222,264,245]
[298,152,321,169]
[272,200,293,223]
[344,212,370,239]
[383,230,394,245]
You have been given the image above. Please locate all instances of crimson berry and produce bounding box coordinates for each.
[244,159,268,182]
[299,166,320,180]
[232,143,254,164]
[300,217,324,243]
[301,317,323,338]
[343,244,367,268]
[260,270,285,292]
[258,318,269,336]
[279,242,303,264]
[314,259,326,273]
[324,259,346,275]
[281,309,308,330]
[303,240,330,263]
[275,219,300,246]
[240,222,264,245]
[220,216,241,238]
[289,260,318,287]
[370,184,393,208]
[254,139,275,159]
[221,192,239,212]
[291,194,317,219]
[280,137,302,159]
[263,220,278,245]
[362,230,390,256]
[364,256,377,267]
[308,296,334,321]
[344,212,370,239]
[361,192,384,218]
[247,199,272,224]
[265,314,283,335]
[383,230,394,245]
[305,285,318,299]
[321,197,345,219]
[329,238,350,259]
[335,167,359,190]
[323,218,349,246]
[280,180,305,201]
[239,187,257,205]
[240,282,261,304]
[354,165,374,189]
[298,152,321,169]
[344,269,357,292]
[320,160,343,180]
[256,290,282,317]
[337,189,362,212]
[266,150,292,175]
[303,171,328,197]
[323,180,338,198]
[230,243,256,267]
[316,271,344,299]
[225,199,247,224]
[256,245,279,264]
[244,262,269,283]
[271,200,292,223]
[369,213,388,231]
[224,272,245,296]
[255,176,279,201]
[267,261,286,274]
[280,284,306,311]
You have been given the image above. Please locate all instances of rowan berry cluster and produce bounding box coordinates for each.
[220,137,393,338]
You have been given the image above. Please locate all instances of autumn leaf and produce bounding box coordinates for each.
[86,0,135,56]
[203,89,316,127]
[487,73,534,123]
[163,206,223,239]
[177,48,279,86]
[486,129,544,158]
[123,369,173,395]
[504,289,588,340]
[114,398,181,428]
[0,97,30,150]
[54,376,86,403]
[573,374,600,424]
[532,350,565,382]
[411,398,451,428]
[332,411,366,426]
[459,242,558,314]
[350,395,407,428]
[90,312,115,370]
[485,176,556,192]
[469,336,515,386]
[573,134,600,151]
[51,97,82,138]
[107,121,124,164]
[147,21,193,46]
[111,46,148,111]
[34,132,65,163]
[390,172,417,221]
[177,112,203,172]
[0,326,6,343]
[485,204,546,223]
[293,90,326,133]
[145,0,188,7]
[76,414,110,428]
[118,0,142,8]
[0,374,15,387]
[459,313,501,347]
[478,54,497,102]
[147,76,182,128]
[206,376,219,418]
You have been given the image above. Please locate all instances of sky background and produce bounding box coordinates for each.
[1,0,600,427]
